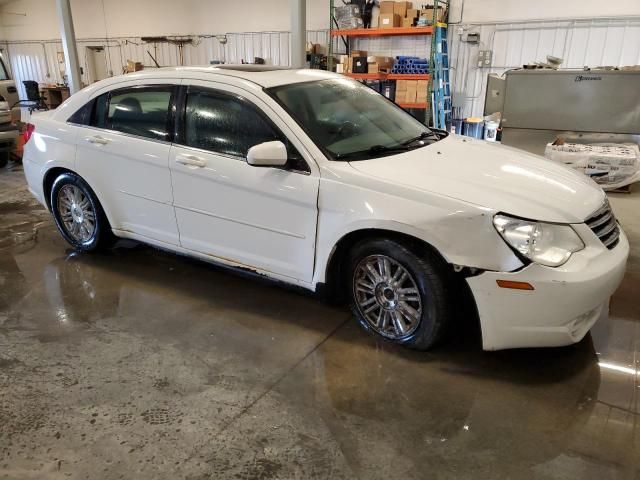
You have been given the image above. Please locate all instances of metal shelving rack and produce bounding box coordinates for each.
[427,0,450,130]
[328,0,449,126]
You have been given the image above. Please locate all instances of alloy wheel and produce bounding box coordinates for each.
[57,184,96,243]
[353,254,423,340]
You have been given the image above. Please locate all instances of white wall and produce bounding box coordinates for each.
[0,0,330,41]
[3,0,639,42]
[450,0,640,24]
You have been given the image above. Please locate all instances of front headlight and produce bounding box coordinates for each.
[493,214,584,267]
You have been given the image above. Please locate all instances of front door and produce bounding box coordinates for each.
[74,83,180,245]
[169,83,319,283]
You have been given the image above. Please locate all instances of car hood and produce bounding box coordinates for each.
[348,134,605,223]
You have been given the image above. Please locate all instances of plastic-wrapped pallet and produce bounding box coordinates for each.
[335,5,363,29]
[544,141,640,191]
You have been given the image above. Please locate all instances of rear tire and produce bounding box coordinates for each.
[347,238,451,350]
[50,172,115,252]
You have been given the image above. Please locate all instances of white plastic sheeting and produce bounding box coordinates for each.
[545,143,640,191]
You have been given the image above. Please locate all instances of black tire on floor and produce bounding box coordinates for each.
[50,172,116,252]
[0,152,8,168]
[347,238,451,350]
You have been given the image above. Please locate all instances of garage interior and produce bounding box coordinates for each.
[1,0,639,478]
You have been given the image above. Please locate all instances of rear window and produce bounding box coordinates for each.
[105,88,173,141]
[67,100,94,125]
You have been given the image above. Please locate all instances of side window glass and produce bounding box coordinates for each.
[107,88,172,141]
[67,99,94,125]
[92,93,108,129]
[184,91,279,158]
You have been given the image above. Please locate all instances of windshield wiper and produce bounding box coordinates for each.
[336,144,410,160]
[401,131,439,146]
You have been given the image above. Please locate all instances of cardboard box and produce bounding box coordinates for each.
[395,79,408,103]
[352,56,368,73]
[416,80,428,102]
[407,8,420,18]
[369,63,393,74]
[367,56,394,68]
[421,6,445,22]
[393,1,412,17]
[339,54,349,64]
[406,80,418,103]
[350,50,368,58]
[379,1,395,15]
[402,17,415,27]
[379,13,400,28]
[126,60,143,73]
[394,79,420,103]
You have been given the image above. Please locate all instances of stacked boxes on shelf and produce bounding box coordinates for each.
[379,1,414,29]
[378,1,401,29]
[395,79,428,104]
[377,1,443,29]
[333,0,444,31]
[336,51,395,75]
[331,1,446,112]
[404,8,420,27]
[336,50,367,74]
[368,56,395,74]
[417,4,445,26]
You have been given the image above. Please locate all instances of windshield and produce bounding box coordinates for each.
[267,78,439,161]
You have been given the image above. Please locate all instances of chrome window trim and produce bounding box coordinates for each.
[71,123,173,146]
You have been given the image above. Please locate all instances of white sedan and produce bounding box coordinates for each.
[22,66,629,350]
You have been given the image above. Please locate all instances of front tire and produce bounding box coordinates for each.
[348,238,451,350]
[50,172,115,252]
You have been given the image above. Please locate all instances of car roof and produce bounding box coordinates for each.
[49,65,341,121]
[127,65,339,88]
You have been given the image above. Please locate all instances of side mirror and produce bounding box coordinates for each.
[247,141,288,167]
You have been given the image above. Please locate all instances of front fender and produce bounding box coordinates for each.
[313,176,523,285]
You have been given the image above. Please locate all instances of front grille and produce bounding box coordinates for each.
[586,200,620,250]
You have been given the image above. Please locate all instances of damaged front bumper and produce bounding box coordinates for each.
[467,225,629,350]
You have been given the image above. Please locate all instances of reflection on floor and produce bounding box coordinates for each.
[1,164,638,479]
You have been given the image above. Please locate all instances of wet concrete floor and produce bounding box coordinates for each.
[0,163,638,479]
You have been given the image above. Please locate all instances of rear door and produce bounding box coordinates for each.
[73,82,180,245]
[169,82,320,283]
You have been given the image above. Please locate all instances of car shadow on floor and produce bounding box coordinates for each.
[8,232,599,387]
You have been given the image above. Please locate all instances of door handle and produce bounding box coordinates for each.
[176,154,206,168]
[87,135,110,145]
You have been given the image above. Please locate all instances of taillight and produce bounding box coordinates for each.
[23,123,35,144]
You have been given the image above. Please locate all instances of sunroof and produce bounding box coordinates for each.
[213,65,291,72]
